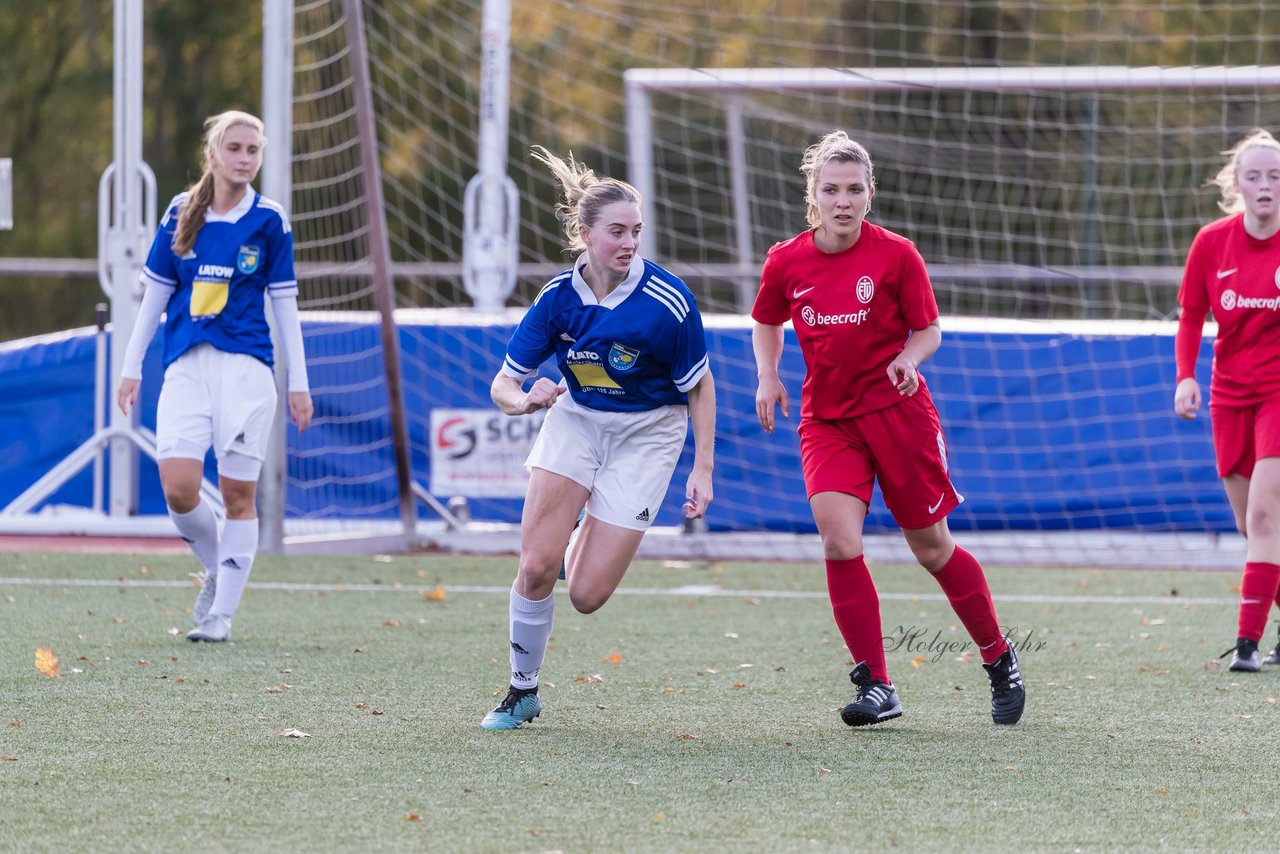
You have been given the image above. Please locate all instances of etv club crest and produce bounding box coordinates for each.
[237,244,261,274]
[608,342,640,371]
[856,275,875,303]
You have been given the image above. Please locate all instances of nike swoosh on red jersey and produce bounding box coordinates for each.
[927,493,945,514]
[793,286,815,298]
[1216,268,1238,279]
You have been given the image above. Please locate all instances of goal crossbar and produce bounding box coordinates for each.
[625,64,1280,272]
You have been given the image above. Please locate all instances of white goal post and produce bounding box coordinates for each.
[625,65,1280,307]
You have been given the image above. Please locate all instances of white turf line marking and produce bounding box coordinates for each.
[0,576,1237,606]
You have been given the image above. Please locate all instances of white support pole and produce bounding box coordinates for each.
[624,77,656,258]
[724,95,754,310]
[105,0,151,518]
[461,0,518,312]
[0,158,12,230]
[259,0,295,554]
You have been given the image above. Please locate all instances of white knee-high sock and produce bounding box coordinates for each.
[210,518,258,619]
[509,584,554,691]
[169,500,219,575]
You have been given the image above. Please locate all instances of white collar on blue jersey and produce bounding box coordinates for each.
[204,188,256,224]
[570,254,644,309]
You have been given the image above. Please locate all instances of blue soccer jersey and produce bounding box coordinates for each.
[141,188,297,369]
[502,256,710,413]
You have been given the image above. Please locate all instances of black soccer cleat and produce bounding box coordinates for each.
[983,646,1026,725]
[840,662,902,727]
[1221,638,1261,672]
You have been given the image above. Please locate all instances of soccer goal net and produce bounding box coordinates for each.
[282,0,1280,567]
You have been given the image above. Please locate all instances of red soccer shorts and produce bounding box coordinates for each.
[1210,397,1280,479]
[798,390,962,530]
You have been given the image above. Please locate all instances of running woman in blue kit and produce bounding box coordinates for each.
[480,146,717,729]
[116,110,312,643]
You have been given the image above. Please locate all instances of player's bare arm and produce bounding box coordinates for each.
[752,321,789,433]
[888,319,942,397]
[490,371,564,416]
[684,371,716,518]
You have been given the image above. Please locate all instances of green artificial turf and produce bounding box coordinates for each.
[1,551,1275,852]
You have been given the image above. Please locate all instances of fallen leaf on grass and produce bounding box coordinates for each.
[423,586,446,602]
[819,767,830,775]
[1204,661,1221,672]
[2,756,16,762]
[910,656,927,668]
[1003,765,1016,772]
[265,683,294,694]
[406,814,421,822]
[1156,787,1168,795]
[275,728,311,738]
[35,648,60,678]
[575,674,604,684]
[603,652,623,664]
[678,732,696,740]
[731,682,746,689]
[355,702,368,709]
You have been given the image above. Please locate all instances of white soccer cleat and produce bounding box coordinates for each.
[191,569,218,625]
[187,614,232,643]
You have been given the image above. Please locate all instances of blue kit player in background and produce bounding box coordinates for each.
[480,146,717,730]
[116,110,313,643]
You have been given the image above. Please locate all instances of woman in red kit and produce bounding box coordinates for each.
[1175,129,1280,672]
[752,130,1024,727]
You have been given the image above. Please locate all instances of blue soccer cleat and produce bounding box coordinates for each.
[481,686,542,730]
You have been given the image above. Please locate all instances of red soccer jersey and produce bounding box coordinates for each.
[751,223,940,420]
[1177,214,1280,408]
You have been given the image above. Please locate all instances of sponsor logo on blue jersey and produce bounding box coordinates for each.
[608,342,640,371]
[237,244,261,274]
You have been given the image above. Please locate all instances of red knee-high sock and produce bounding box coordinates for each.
[1237,562,1280,642]
[825,556,889,683]
[931,545,1008,664]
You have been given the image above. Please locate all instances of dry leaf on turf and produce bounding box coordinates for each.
[35,648,60,678]
[275,728,311,738]
[423,586,446,602]
[406,814,421,821]
[265,683,294,693]
[603,652,623,664]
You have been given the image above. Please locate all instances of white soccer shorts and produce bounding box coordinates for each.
[525,395,688,532]
[156,343,278,481]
